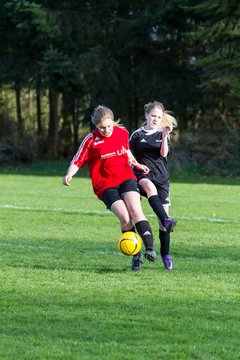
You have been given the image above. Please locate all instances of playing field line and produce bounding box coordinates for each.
[0,204,238,223]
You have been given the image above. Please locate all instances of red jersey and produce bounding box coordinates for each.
[72,126,137,199]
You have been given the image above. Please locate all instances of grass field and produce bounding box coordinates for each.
[0,162,239,360]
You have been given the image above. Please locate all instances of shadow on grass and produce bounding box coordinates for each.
[95,266,130,274]
[4,262,131,275]
[1,239,239,275]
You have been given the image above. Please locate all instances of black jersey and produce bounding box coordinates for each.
[130,127,170,188]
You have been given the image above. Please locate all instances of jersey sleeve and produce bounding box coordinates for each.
[129,131,138,157]
[71,133,93,168]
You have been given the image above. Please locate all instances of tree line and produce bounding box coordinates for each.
[0,0,239,175]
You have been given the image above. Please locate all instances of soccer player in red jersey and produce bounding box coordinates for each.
[63,105,156,271]
[130,101,177,271]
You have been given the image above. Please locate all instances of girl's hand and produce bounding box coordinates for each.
[127,150,149,173]
[162,126,172,137]
[140,164,150,174]
[62,175,72,186]
[130,160,149,174]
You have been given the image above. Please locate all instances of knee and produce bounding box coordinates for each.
[119,214,132,228]
[140,179,157,197]
[129,208,144,222]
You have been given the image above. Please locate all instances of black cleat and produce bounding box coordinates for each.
[132,252,142,272]
[144,249,157,262]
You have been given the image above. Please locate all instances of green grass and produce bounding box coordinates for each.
[0,163,239,359]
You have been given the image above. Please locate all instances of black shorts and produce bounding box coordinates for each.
[101,179,140,209]
[139,179,171,206]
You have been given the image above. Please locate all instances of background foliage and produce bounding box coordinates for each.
[0,0,239,175]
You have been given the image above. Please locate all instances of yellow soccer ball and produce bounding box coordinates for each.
[117,231,143,256]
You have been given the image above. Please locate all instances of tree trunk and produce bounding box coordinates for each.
[36,86,43,157]
[72,98,79,150]
[47,89,60,158]
[15,87,23,137]
[59,93,74,158]
[36,85,42,137]
[118,56,134,132]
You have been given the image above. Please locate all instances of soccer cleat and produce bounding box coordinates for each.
[163,218,177,233]
[161,255,174,270]
[132,252,142,272]
[144,249,157,262]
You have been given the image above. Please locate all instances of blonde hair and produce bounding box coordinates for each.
[144,101,178,129]
[91,105,114,125]
[91,105,123,127]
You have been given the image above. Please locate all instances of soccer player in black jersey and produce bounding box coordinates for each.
[130,101,177,270]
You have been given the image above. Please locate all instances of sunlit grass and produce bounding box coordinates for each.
[0,163,239,359]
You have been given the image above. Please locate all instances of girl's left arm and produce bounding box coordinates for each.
[160,126,171,158]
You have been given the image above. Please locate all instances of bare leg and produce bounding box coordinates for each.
[110,199,133,231]
[123,191,155,255]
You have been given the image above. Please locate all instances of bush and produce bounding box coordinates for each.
[170,130,240,177]
[0,112,37,164]
[0,138,37,164]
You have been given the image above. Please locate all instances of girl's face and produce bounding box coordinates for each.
[145,107,163,130]
[96,117,114,137]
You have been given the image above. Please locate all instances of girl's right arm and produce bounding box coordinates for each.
[62,164,79,186]
[63,133,93,186]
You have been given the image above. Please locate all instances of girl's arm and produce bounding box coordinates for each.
[160,126,171,158]
[126,150,150,174]
[62,164,79,186]
[63,133,92,186]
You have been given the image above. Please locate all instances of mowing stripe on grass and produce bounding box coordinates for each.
[0,204,238,223]
[0,241,120,254]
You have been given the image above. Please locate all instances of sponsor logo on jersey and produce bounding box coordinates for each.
[101,146,127,159]
[101,152,116,159]
[94,140,105,145]
[117,145,127,156]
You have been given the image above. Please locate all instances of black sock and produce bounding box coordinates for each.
[121,226,135,234]
[159,230,170,256]
[135,220,154,250]
[148,195,168,226]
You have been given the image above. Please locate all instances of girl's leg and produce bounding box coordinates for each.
[139,178,176,233]
[123,191,156,260]
[110,199,133,232]
[158,206,174,270]
[139,179,168,223]
[110,199,139,271]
